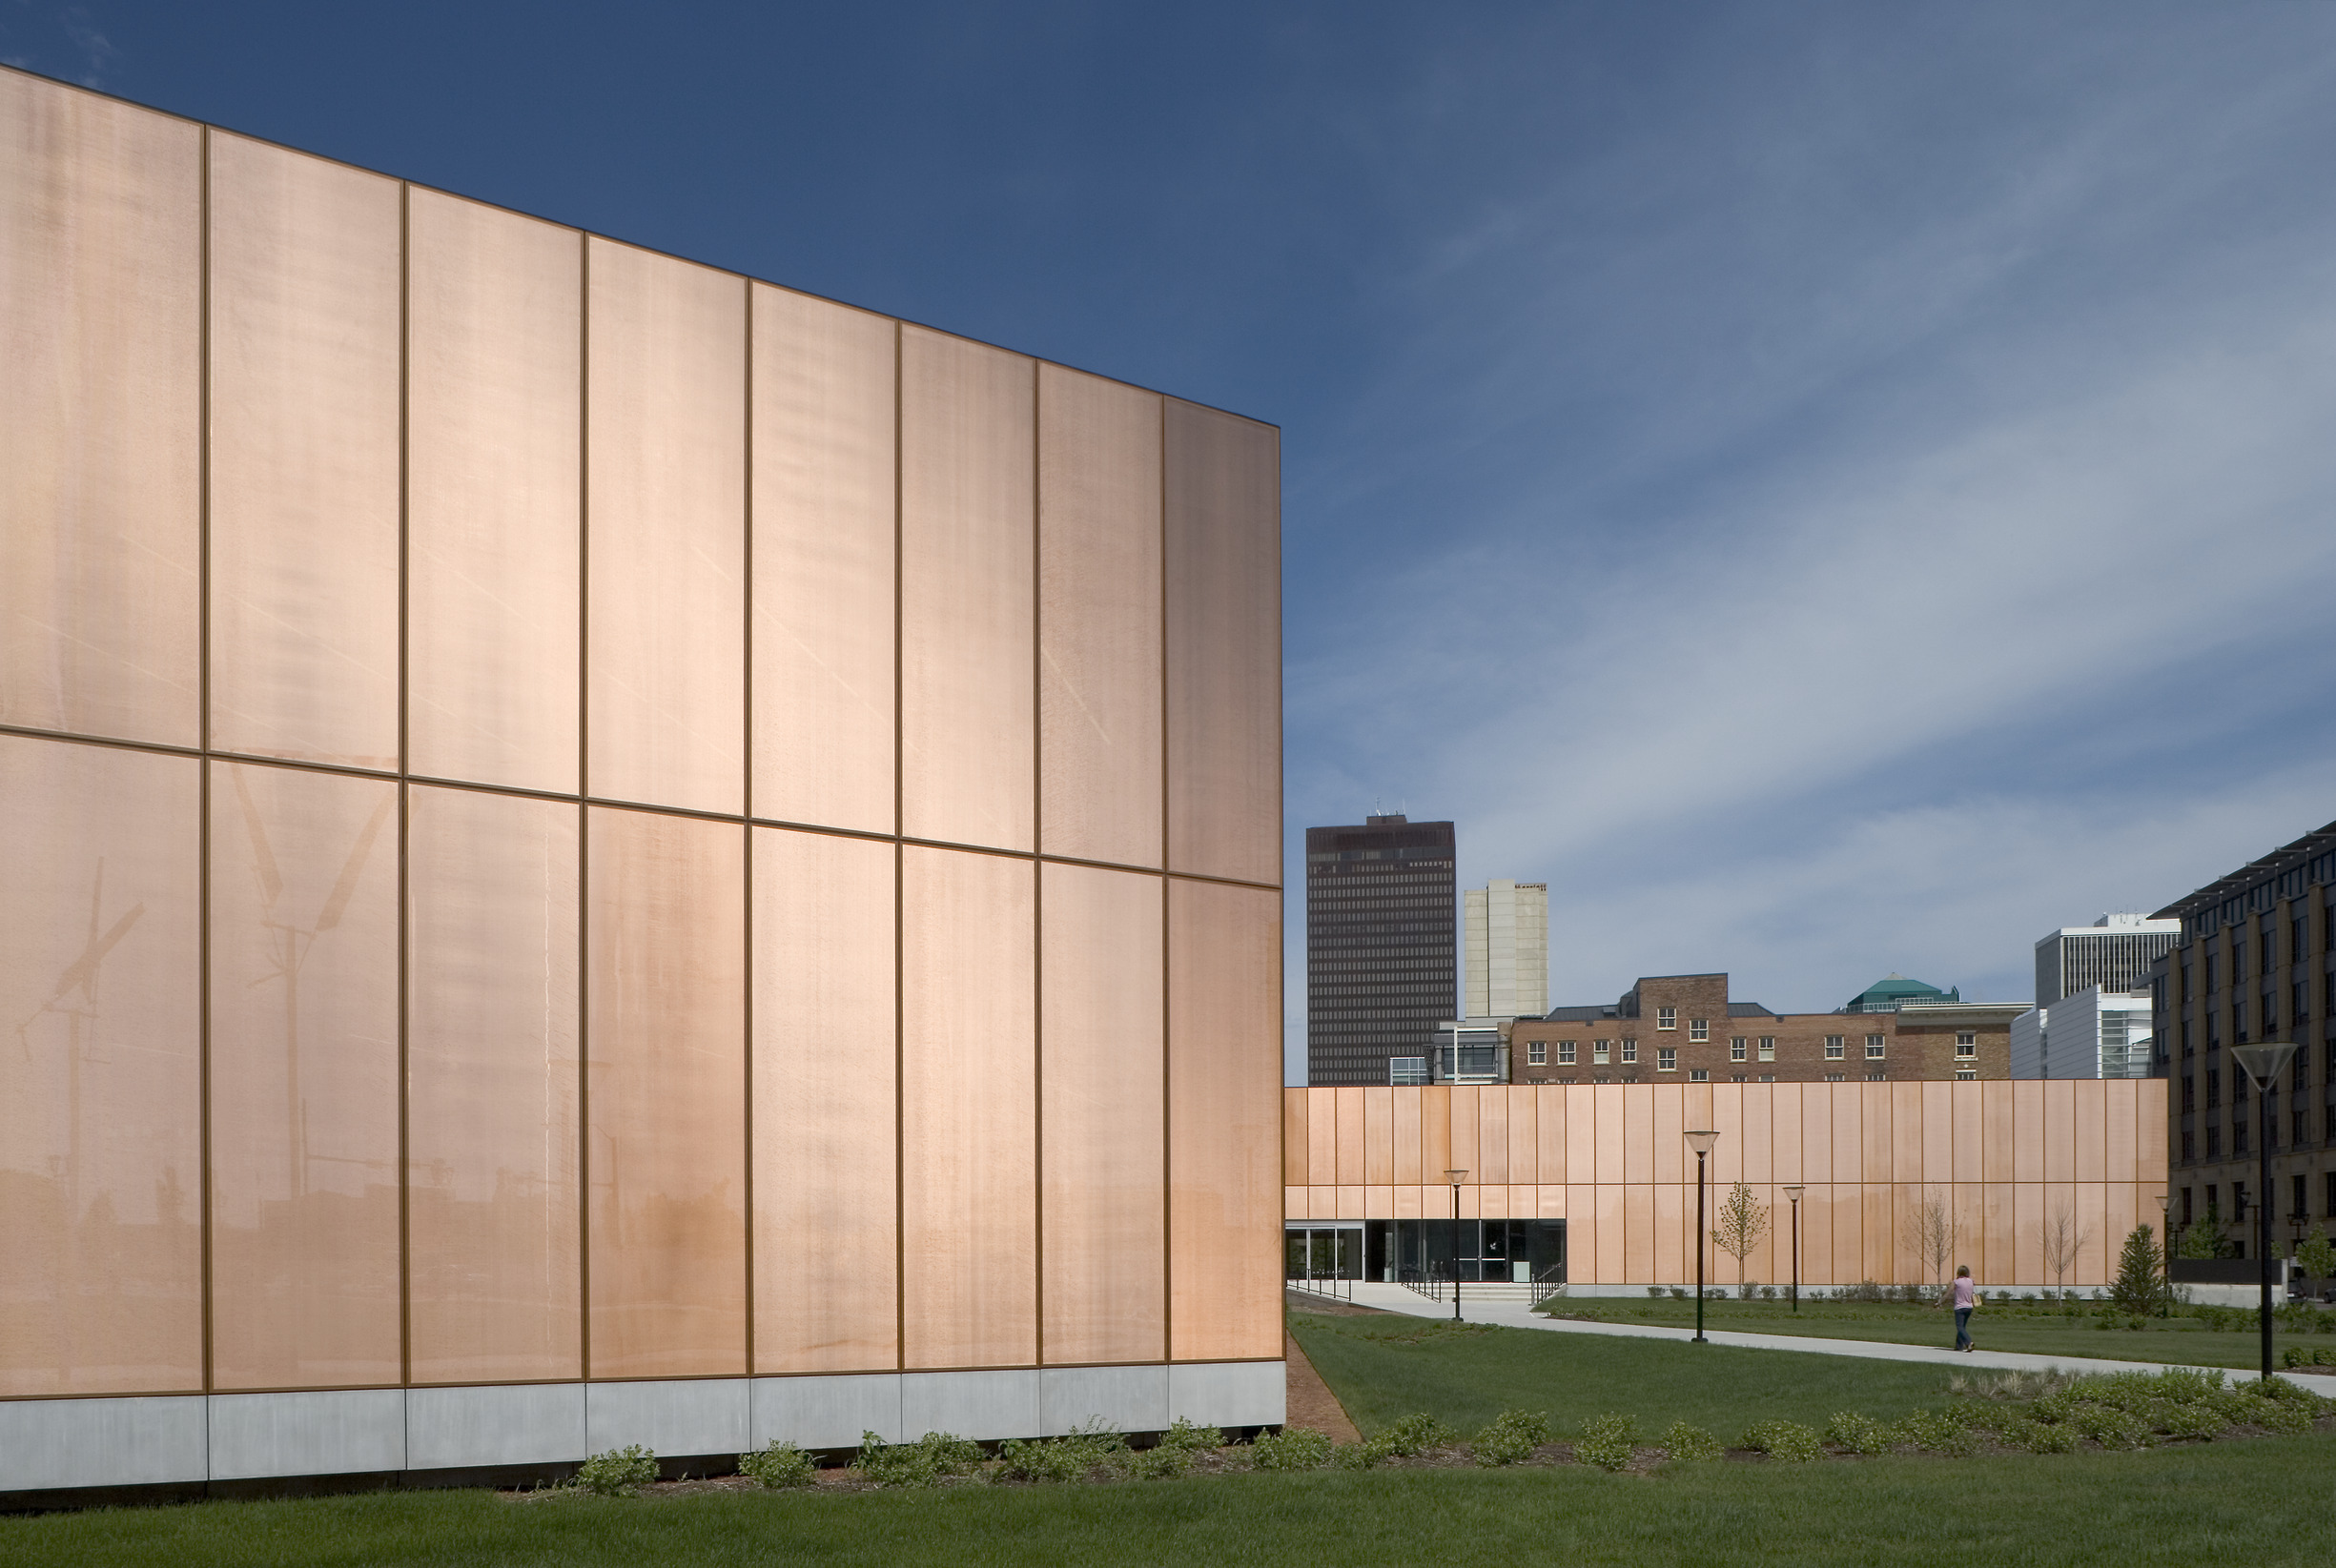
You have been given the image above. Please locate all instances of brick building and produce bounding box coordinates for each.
[1506,973,2018,1086]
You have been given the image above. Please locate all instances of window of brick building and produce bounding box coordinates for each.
[1957,1069,1976,1081]
[1690,1068,1709,1083]
[1527,1041,1547,1067]
[1867,1034,1886,1059]
[2295,918,2307,965]
[2206,1126,2221,1158]
[1593,1040,1609,1065]
[1825,1072,1844,1082]
[1731,1073,1747,1083]
[1955,1031,1976,1058]
[2181,1130,2195,1161]
[1657,1008,1676,1030]
[1758,1036,1775,1062]
[2205,952,2218,992]
[1558,1041,1576,1066]
[1621,1038,1638,1064]
[1865,1070,1885,1081]
[1658,1046,1677,1071]
[2234,1120,2248,1155]
[1824,1035,1845,1059]
[2206,1069,2219,1109]
[1689,1018,1709,1042]
[1731,1036,1748,1062]
[2182,1076,2195,1112]
[2182,1188,2193,1226]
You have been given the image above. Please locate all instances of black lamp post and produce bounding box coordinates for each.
[2231,1042,2298,1382]
[1685,1130,1718,1342]
[1445,1169,1467,1323]
[1783,1185,1803,1313]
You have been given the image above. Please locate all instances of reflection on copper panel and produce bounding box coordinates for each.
[1038,365,1161,868]
[900,327,1034,853]
[586,807,747,1377]
[751,288,895,834]
[406,786,581,1384]
[902,846,1035,1368]
[586,240,746,815]
[207,134,400,767]
[407,191,581,795]
[1163,401,1280,886]
[0,737,199,1395]
[751,826,896,1374]
[0,78,199,747]
[209,762,400,1389]
[1041,863,1163,1365]
[1168,879,1279,1362]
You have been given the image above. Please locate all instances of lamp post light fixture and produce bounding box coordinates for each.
[2231,1042,2299,1381]
[1783,1185,1804,1313]
[1445,1170,1468,1323]
[1685,1130,1719,1343]
[2156,1194,2172,1319]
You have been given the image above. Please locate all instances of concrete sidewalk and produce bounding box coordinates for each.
[1336,1282,2336,1397]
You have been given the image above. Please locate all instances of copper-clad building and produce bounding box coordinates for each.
[0,66,1282,1497]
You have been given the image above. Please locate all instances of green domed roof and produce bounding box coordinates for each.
[1842,973,1959,1012]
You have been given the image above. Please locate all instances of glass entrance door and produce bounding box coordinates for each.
[1283,1225,1362,1282]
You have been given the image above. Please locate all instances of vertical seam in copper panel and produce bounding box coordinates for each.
[891,319,906,1373]
[1031,359,1045,1367]
[740,277,755,1377]
[577,231,593,1382]
[197,122,215,1399]
[1157,394,1173,1364]
[396,179,414,1389]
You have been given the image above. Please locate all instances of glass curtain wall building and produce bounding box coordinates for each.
[0,66,1283,1497]
[1305,815,1456,1086]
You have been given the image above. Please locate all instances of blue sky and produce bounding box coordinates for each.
[14,4,2336,1082]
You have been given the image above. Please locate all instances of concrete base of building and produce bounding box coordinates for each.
[0,1361,1286,1506]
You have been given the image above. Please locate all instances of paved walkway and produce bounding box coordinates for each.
[1334,1282,2336,1396]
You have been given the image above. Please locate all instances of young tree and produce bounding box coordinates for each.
[2296,1227,2336,1293]
[2177,1206,2226,1260]
[2039,1196,2091,1306]
[2110,1224,2166,1317]
[1711,1181,1769,1293]
[1915,1191,1958,1304]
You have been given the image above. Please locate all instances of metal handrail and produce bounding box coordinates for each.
[1285,1273,1355,1303]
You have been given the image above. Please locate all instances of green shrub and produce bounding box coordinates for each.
[1822,1412,1894,1456]
[2158,1400,2228,1440]
[1470,1410,1552,1468]
[1330,1434,1398,1471]
[854,1430,983,1488]
[2283,1345,2336,1368]
[737,1439,815,1489]
[1894,1410,1982,1456]
[1659,1421,1722,1462]
[2069,1405,2152,1450]
[1248,1426,1335,1472]
[1377,1413,1458,1456]
[1739,1420,1823,1462]
[993,1425,1125,1484]
[2225,1392,2314,1436]
[2005,1417,2079,1454]
[572,1444,659,1497]
[1155,1417,1223,1456]
[1569,1414,1636,1472]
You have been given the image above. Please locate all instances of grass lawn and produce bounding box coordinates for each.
[1531,1295,2326,1369]
[1289,1308,1967,1436]
[3,1442,2328,1567]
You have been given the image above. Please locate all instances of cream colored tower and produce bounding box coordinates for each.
[1464,878,1547,1019]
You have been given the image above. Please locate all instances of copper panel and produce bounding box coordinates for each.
[1650,1086,1683,1185]
[1828,1185,1860,1285]
[2012,1183,2044,1284]
[1395,1087,1424,1184]
[585,807,747,1377]
[206,134,400,767]
[1952,1083,1983,1185]
[1037,365,1162,866]
[1166,879,1279,1361]
[1652,1181,1683,1286]
[1506,1089,1535,1185]
[1041,862,1163,1366]
[1796,1083,1830,1180]
[1535,1088,1564,1180]
[585,239,746,815]
[2075,1185,2107,1281]
[1684,1079,1712,1131]
[1364,1185,1392,1219]
[1892,1083,1925,1183]
[750,287,895,834]
[2073,1082,2106,1181]
[902,846,1035,1368]
[1538,1185,1563,1220]
[1980,1184,2014,1285]
[1307,1088,1336,1186]
[1363,1087,1394,1184]
[0,737,199,1395]
[899,327,1035,852]
[1740,1084,1772,1184]
[1593,1088,1625,1185]
[2011,1080,2045,1182]
[1447,1087,1481,1180]
[1862,1181,1893,1282]
[1800,1184,1834,1285]
[1421,1087,1451,1182]
[1283,1187,1304,1222]
[405,785,581,1383]
[751,825,896,1373]
[1475,1088,1506,1184]
[1619,1085,1652,1187]
[1595,1185,1626,1283]
[2102,1183,2135,1268]
[0,80,199,746]
[1772,1089,1804,1188]
[1831,1085,1861,1184]
[1980,1082,2014,1181]
[406,190,581,794]
[1334,1087,1365,1185]
[209,762,400,1388]
[2041,1080,2077,1183]
[1565,1088,1594,1185]
[1565,1186,1595,1279]
[1394,1184,1422,1220]
[1282,1091,1309,1186]
[1456,1182,1480,1221]
[1163,401,1279,885]
[1706,1084,1740,1185]
[1336,1184,1364,1221]
[1920,1084,1953,1183]
[1862,1085,1895,1185]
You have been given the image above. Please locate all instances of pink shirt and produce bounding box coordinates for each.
[1952,1277,1977,1309]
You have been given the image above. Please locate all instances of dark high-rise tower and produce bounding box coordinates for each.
[1306,814,1457,1086]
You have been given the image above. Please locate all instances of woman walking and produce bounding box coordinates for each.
[1950,1265,1977,1353]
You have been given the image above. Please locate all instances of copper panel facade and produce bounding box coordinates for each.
[1363,1088,1395,1184]
[902,846,1036,1369]
[585,807,747,1377]
[585,239,746,816]
[899,327,1035,853]
[405,786,581,1385]
[206,134,400,767]
[209,762,400,1389]
[751,826,896,1374]
[1336,1087,1366,1185]
[1282,1092,1309,1187]
[1168,880,1280,1361]
[750,287,896,834]
[1037,364,1162,867]
[0,78,199,747]
[406,190,581,795]
[1040,862,1164,1366]
[0,737,200,1395]
[1162,401,1280,885]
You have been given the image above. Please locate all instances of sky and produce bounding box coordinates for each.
[11,3,2336,1084]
